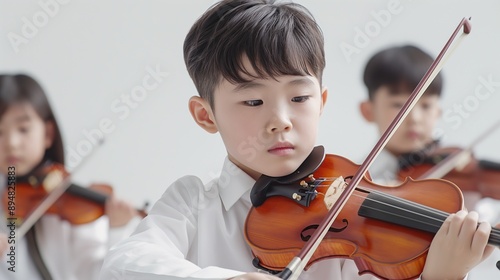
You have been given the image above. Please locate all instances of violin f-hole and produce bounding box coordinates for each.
[300,219,349,241]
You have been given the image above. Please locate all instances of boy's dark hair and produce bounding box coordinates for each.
[0,74,65,165]
[363,45,443,100]
[184,0,325,109]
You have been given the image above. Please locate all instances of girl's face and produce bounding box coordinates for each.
[0,103,54,176]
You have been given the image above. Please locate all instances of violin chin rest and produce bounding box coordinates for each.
[250,146,325,207]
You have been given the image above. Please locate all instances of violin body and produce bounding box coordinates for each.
[245,153,464,280]
[398,146,500,199]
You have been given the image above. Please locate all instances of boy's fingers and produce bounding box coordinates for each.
[449,210,468,236]
[458,211,479,243]
[439,212,455,236]
[471,221,491,254]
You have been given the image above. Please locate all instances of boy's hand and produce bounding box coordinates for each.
[0,233,8,257]
[229,272,281,280]
[105,194,137,228]
[422,210,495,280]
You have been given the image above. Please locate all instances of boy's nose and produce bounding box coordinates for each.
[266,110,292,133]
[407,107,423,123]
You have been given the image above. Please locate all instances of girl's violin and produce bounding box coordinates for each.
[397,145,500,200]
[2,160,147,226]
[245,146,500,280]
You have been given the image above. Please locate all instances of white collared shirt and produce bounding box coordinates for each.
[100,157,379,280]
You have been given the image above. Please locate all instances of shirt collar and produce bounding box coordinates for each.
[218,157,256,211]
[369,149,399,184]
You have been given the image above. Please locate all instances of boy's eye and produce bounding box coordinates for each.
[18,126,30,134]
[291,96,310,102]
[243,100,263,106]
[420,103,431,110]
[390,102,404,109]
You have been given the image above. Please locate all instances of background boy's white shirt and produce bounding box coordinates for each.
[100,157,380,280]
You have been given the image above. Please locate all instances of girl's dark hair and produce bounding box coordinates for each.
[0,74,65,165]
[363,45,443,100]
[184,0,325,109]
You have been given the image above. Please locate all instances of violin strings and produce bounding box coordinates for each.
[313,178,448,226]
[358,196,500,243]
[312,177,500,242]
[316,176,458,218]
[348,190,500,241]
[312,177,500,231]
[353,192,447,229]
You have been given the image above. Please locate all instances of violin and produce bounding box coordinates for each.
[245,146,500,280]
[3,160,147,227]
[398,145,500,200]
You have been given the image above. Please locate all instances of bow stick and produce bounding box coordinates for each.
[278,17,472,280]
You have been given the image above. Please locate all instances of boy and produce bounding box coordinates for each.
[100,1,494,279]
[359,45,444,186]
[359,44,500,279]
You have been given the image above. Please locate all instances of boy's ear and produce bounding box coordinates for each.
[320,87,328,115]
[188,96,218,134]
[44,121,55,149]
[359,100,375,122]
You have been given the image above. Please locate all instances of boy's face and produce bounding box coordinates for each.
[360,86,441,156]
[0,103,53,176]
[192,57,327,180]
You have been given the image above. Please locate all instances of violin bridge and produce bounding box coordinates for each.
[43,170,65,192]
[323,176,347,210]
[454,151,472,171]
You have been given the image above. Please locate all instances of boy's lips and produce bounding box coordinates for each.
[268,142,295,155]
[406,131,420,140]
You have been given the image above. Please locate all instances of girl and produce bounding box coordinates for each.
[0,74,142,280]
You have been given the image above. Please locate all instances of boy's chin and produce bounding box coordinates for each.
[261,153,315,178]
[260,162,303,178]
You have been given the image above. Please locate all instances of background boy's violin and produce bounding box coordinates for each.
[2,160,147,230]
[397,145,500,199]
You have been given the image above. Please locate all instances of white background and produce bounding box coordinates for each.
[1,0,499,209]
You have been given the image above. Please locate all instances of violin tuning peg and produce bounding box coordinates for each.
[28,176,38,187]
[292,193,302,201]
[300,180,308,187]
[308,174,316,182]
